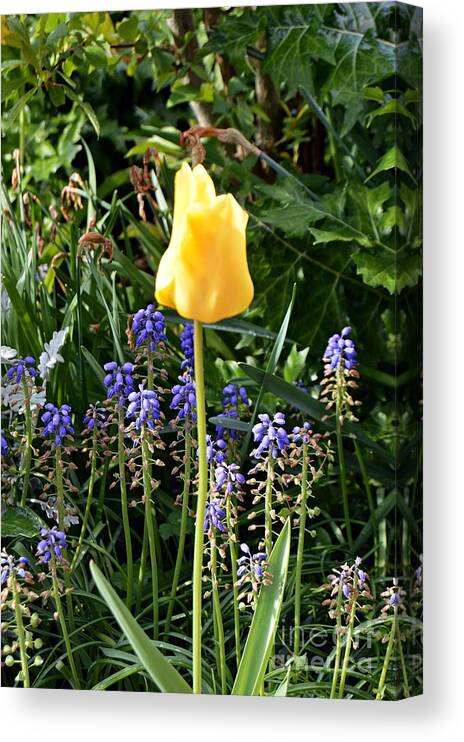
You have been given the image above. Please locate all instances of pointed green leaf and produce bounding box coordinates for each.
[90,560,192,694]
[232,520,291,696]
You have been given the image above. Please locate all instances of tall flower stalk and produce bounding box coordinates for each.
[126,383,162,638]
[293,441,308,655]
[321,327,360,550]
[103,362,135,605]
[37,528,80,688]
[192,320,208,693]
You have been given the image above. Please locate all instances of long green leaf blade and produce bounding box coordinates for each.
[90,560,192,694]
[232,519,291,696]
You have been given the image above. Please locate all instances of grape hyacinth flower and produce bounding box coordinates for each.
[214,462,245,494]
[170,372,196,422]
[291,421,313,445]
[83,403,107,430]
[132,304,167,352]
[41,403,74,446]
[381,582,407,614]
[205,434,227,464]
[323,326,358,370]
[126,384,161,431]
[36,527,68,563]
[203,497,226,533]
[215,383,250,441]
[252,412,289,459]
[103,361,135,406]
[1,551,31,585]
[237,543,268,580]
[1,433,7,457]
[180,322,194,371]
[6,356,38,384]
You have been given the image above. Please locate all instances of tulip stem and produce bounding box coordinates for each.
[192,321,208,694]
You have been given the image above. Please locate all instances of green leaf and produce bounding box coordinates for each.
[1,506,45,538]
[232,520,291,695]
[117,16,139,43]
[264,7,335,93]
[366,145,416,183]
[365,99,416,128]
[64,87,100,137]
[90,560,192,694]
[283,343,309,383]
[353,251,422,293]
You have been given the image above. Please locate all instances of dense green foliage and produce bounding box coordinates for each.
[1,4,422,699]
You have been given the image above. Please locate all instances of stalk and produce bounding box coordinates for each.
[192,320,208,694]
[210,531,227,694]
[20,377,33,507]
[136,522,148,614]
[71,423,98,572]
[294,441,308,655]
[226,497,241,666]
[396,615,410,698]
[165,429,191,635]
[330,588,343,698]
[336,366,352,549]
[11,577,30,688]
[141,434,159,640]
[54,446,78,663]
[376,613,397,700]
[264,456,274,558]
[50,554,80,689]
[146,350,163,570]
[118,406,133,606]
[338,573,358,698]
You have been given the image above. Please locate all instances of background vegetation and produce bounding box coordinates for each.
[1,3,422,698]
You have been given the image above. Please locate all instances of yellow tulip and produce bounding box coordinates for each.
[155,162,254,323]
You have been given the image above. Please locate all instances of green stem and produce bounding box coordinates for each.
[330,589,343,698]
[165,429,192,635]
[264,457,274,558]
[50,557,80,689]
[146,350,163,572]
[136,522,148,614]
[118,406,133,606]
[141,434,159,640]
[338,575,358,698]
[210,532,227,694]
[226,497,241,666]
[192,320,208,694]
[71,425,98,572]
[11,578,30,688]
[294,442,308,655]
[55,446,65,532]
[20,377,33,507]
[376,613,397,700]
[336,367,352,549]
[396,615,410,698]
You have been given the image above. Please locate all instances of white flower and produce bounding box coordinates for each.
[1,346,17,364]
[38,328,68,381]
[1,380,46,414]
